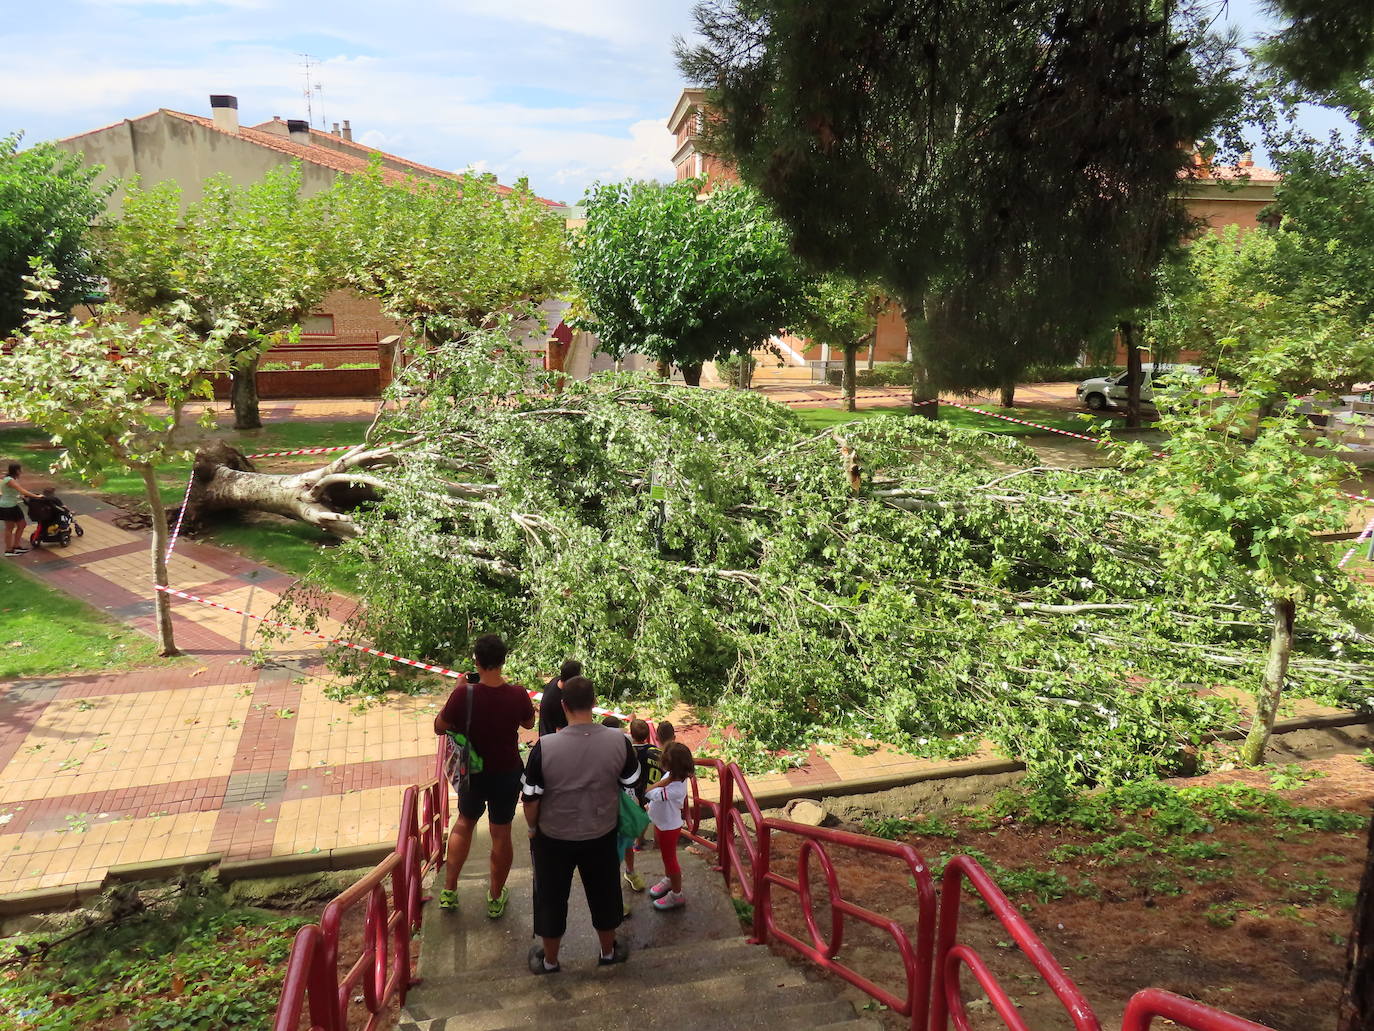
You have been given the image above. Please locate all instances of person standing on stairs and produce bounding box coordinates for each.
[521,675,642,974]
[433,633,535,919]
[646,741,693,911]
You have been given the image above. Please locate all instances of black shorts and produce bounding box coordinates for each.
[531,828,623,938]
[456,769,523,825]
[0,507,22,523]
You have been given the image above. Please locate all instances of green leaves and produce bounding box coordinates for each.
[0,265,228,482]
[0,133,110,337]
[570,179,807,371]
[324,160,569,343]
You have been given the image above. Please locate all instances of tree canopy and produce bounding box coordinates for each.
[0,134,108,337]
[267,349,1374,788]
[569,178,807,383]
[101,165,332,430]
[324,162,570,345]
[676,1,1244,393]
[1,264,227,654]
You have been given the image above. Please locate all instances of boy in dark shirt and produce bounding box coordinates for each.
[628,719,661,858]
[537,659,582,737]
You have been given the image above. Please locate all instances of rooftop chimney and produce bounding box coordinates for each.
[332,121,340,137]
[341,119,353,142]
[210,94,239,134]
[287,119,311,146]
[1239,151,1254,168]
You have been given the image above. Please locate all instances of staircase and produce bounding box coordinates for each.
[399,834,879,1031]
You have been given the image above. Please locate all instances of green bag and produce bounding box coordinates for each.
[617,789,651,845]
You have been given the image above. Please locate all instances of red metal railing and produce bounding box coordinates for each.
[682,762,1279,1031]
[1120,989,1277,1031]
[272,780,446,1031]
[931,853,1100,1031]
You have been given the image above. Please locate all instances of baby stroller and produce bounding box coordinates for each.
[27,490,83,548]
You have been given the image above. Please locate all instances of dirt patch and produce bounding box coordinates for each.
[744,756,1372,1031]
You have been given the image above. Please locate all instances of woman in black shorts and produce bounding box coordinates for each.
[2,463,42,557]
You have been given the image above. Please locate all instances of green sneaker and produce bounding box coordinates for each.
[624,870,646,893]
[486,887,509,920]
[438,889,459,912]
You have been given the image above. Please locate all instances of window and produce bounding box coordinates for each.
[301,314,335,337]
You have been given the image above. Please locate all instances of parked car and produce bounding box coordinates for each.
[1077,365,1201,411]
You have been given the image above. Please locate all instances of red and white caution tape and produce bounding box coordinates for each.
[1340,513,1374,568]
[165,469,197,562]
[941,399,1104,444]
[153,583,634,722]
[244,444,357,459]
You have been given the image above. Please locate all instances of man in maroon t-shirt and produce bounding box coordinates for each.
[434,633,535,918]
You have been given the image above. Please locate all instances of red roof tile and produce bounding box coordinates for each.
[72,109,563,205]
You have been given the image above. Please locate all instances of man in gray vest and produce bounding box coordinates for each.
[520,675,640,973]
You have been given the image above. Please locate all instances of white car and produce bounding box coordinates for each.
[1077,365,1201,411]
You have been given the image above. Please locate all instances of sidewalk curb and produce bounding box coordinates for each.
[748,756,1026,810]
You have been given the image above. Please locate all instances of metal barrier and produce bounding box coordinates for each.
[271,780,445,1031]
[1121,989,1276,1031]
[932,853,1100,1031]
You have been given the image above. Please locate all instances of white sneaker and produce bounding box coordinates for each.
[648,877,672,899]
[652,891,685,911]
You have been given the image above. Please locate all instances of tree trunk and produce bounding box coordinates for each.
[1240,598,1297,765]
[231,353,263,431]
[1122,323,1142,430]
[681,362,703,387]
[1340,811,1374,1031]
[903,309,938,420]
[655,359,671,380]
[843,343,858,412]
[141,463,180,657]
[999,381,1016,408]
[187,445,369,538]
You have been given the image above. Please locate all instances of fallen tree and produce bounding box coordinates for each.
[227,340,1374,785]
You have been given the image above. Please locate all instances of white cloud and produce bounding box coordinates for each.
[1,0,698,199]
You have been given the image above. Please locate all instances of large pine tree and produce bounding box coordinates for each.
[676,1,1244,401]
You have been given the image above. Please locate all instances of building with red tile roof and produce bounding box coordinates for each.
[51,96,568,371]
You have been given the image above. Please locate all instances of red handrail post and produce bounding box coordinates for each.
[716,763,734,876]
[750,819,770,945]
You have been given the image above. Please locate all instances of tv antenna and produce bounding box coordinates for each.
[299,53,326,128]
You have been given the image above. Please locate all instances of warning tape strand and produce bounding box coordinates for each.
[152,584,632,722]
[1340,513,1374,568]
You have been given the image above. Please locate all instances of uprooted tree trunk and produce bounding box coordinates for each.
[181,440,392,539]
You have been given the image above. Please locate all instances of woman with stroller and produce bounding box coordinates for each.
[1,463,42,557]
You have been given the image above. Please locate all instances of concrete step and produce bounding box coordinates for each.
[409,966,828,1030]
[475,989,859,1031]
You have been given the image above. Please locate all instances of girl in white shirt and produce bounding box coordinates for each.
[646,741,694,910]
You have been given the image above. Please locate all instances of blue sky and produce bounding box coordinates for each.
[0,0,1359,204]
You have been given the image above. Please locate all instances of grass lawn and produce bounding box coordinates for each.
[209,520,363,595]
[0,560,162,678]
[793,403,1100,436]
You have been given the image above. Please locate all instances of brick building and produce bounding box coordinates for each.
[54,96,568,370]
[666,87,1280,382]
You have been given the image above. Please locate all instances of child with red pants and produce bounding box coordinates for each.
[646,741,693,910]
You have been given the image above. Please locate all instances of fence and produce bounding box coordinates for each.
[685,759,1280,1031]
[271,748,1281,1031]
[271,778,446,1031]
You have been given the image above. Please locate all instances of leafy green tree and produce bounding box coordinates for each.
[101,165,331,430]
[0,133,109,337]
[799,274,882,411]
[1110,366,1357,766]
[264,346,1374,788]
[1258,0,1374,130]
[570,178,807,385]
[324,161,570,345]
[1145,222,1374,403]
[0,265,228,655]
[677,1,1243,407]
